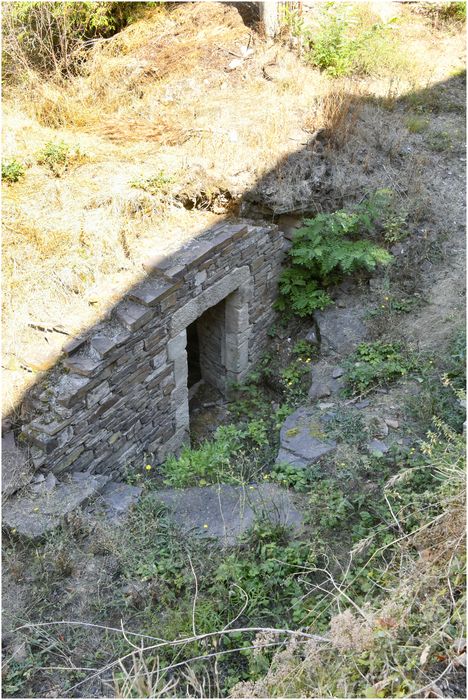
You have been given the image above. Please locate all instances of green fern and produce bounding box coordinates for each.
[276,192,393,317]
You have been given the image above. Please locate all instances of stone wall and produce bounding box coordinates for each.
[19,223,285,479]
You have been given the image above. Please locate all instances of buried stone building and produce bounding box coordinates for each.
[14,223,285,481]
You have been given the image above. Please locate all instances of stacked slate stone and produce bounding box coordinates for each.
[15,223,285,480]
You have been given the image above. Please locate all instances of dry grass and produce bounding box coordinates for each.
[230,426,466,698]
[2,1,465,413]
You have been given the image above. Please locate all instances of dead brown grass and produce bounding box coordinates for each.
[2,1,465,413]
[303,79,365,147]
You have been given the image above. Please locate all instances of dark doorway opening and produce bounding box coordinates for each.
[186,320,202,390]
[186,300,229,445]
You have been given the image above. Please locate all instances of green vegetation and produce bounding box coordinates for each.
[309,5,396,77]
[425,129,453,152]
[276,193,393,317]
[344,341,418,394]
[281,2,406,79]
[368,294,417,320]
[2,159,26,183]
[36,139,84,176]
[130,171,176,195]
[161,422,270,488]
[238,416,465,698]
[421,1,466,23]
[326,407,369,446]
[405,114,430,133]
[407,329,466,433]
[3,340,465,697]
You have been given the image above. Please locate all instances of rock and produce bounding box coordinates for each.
[318,402,335,410]
[367,439,389,455]
[2,473,110,538]
[276,406,336,468]
[332,367,344,379]
[355,399,371,409]
[314,303,368,356]
[30,472,57,493]
[305,328,319,345]
[1,432,33,500]
[7,640,29,663]
[385,418,399,429]
[365,415,389,438]
[308,360,345,401]
[153,483,305,546]
[92,481,143,522]
[308,383,332,400]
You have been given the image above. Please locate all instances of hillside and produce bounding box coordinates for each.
[1,2,466,699]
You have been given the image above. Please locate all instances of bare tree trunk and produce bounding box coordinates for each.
[259,1,279,38]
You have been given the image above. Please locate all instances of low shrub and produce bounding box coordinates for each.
[2,159,26,183]
[275,192,393,317]
[36,139,84,176]
[304,3,404,78]
[405,114,430,133]
[343,341,418,394]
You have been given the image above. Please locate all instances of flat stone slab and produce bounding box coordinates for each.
[2,431,33,500]
[2,473,110,538]
[153,483,305,546]
[276,406,336,468]
[90,481,143,522]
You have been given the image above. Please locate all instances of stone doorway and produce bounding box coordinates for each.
[168,268,253,446]
[187,298,227,398]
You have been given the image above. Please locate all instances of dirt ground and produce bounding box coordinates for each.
[2,1,466,414]
[1,3,466,698]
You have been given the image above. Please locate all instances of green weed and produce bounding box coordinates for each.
[425,130,453,152]
[2,159,25,183]
[405,115,430,133]
[325,408,369,447]
[344,341,418,394]
[406,329,466,432]
[161,422,270,487]
[268,463,318,492]
[36,140,84,176]
[130,171,175,195]
[306,4,403,78]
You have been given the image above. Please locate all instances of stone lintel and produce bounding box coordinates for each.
[90,331,131,358]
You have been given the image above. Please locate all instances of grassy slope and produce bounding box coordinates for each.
[2,1,465,412]
[1,2,466,698]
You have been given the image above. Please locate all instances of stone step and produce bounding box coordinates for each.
[86,481,143,522]
[1,431,33,501]
[2,472,110,538]
[152,483,305,546]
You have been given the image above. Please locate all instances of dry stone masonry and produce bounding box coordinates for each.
[17,223,285,480]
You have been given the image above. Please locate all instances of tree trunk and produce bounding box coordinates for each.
[259,1,279,38]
